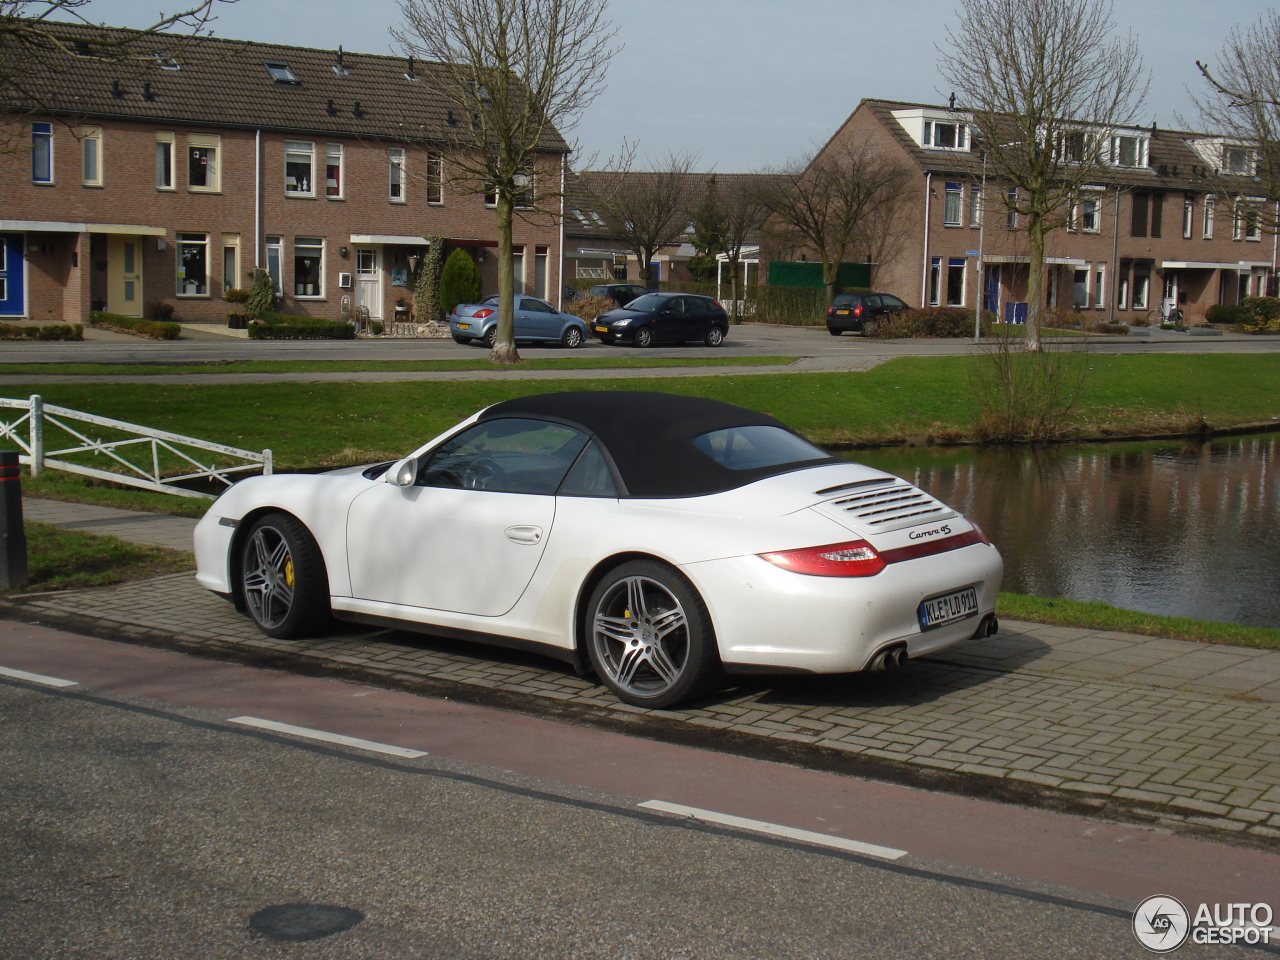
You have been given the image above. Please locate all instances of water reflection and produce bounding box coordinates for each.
[846,433,1280,628]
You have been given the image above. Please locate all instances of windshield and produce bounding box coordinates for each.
[622,293,667,312]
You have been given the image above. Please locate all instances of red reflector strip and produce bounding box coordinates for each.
[881,529,985,565]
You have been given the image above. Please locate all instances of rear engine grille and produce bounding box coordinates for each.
[831,483,951,528]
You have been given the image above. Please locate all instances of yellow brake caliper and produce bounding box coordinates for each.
[284,555,295,589]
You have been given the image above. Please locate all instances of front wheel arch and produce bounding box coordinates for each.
[227,507,329,611]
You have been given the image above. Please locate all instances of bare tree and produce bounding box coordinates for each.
[716,175,772,321]
[1,1,229,117]
[583,152,698,289]
[758,139,911,306]
[394,0,616,364]
[939,0,1146,348]
[1193,12,1280,232]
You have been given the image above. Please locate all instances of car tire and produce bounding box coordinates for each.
[483,327,497,349]
[239,512,331,640]
[704,326,724,347]
[633,326,654,348]
[585,560,722,709]
[452,334,468,344]
[561,326,584,348]
[827,326,842,337]
[862,319,878,338]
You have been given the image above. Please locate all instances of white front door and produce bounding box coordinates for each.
[355,248,381,318]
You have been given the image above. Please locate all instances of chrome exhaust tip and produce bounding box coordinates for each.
[867,642,909,672]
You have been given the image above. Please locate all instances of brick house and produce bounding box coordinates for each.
[783,99,1277,323]
[0,23,569,325]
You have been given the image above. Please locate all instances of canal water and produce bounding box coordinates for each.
[846,432,1280,629]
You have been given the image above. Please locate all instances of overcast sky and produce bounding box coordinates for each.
[81,0,1264,170]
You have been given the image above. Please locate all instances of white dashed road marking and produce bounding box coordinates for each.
[228,716,429,759]
[639,800,908,860]
[0,665,78,688]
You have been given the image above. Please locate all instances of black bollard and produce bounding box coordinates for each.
[0,450,28,590]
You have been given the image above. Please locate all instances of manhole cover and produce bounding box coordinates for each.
[249,903,364,942]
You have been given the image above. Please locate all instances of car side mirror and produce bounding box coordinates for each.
[390,457,418,487]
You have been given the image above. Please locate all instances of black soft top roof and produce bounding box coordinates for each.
[478,391,837,498]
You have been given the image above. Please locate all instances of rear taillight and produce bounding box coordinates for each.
[473,308,495,319]
[853,304,863,317]
[969,521,992,545]
[826,306,835,317]
[759,540,886,577]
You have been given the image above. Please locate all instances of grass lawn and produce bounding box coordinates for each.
[0,355,794,377]
[6,522,194,593]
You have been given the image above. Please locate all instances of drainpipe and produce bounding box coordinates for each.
[558,153,566,308]
[254,129,262,268]
[1272,201,1278,295]
[921,172,932,307]
[1108,186,1121,324]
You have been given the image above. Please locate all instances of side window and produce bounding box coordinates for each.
[883,296,907,311]
[418,418,589,494]
[863,295,883,309]
[558,442,618,497]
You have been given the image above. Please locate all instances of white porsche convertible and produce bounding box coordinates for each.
[195,391,1003,708]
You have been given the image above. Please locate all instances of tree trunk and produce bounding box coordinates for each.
[1025,211,1044,352]
[490,192,521,364]
[727,257,740,322]
[822,259,838,307]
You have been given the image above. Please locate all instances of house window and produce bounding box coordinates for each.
[1130,193,1149,237]
[943,182,962,226]
[1111,135,1148,168]
[946,259,966,306]
[155,132,174,189]
[1203,195,1215,239]
[1150,193,1163,238]
[80,126,102,185]
[31,121,53,183]
[513,171,534,208]
[484,182,497,206]
[389,147,405,201]
[294,238,323,297]
[968,184,981,227]
[1182,197,1194,239]
[924,120,967,150]
[1061,131,1088,163]
[928,257,941,306]
[325,143,343,198]
[1075,188,1102,233]
[1133,271,1149,310]
[1223,145,1253,176]
[1073,269,1089,307]
[512,245,525,293]
[426,152,443,204]
[177,232,209,297]
[264,61,300,84]
[285,140,314,196]
[1006,187,1018,230]
[1094,264,1106,308]
[535,246,548,299]
[1241,200,1262,241]
[265,235,283,296]
[1117,273,1129,310]
[188,134,220,191]
[222,234,239,294]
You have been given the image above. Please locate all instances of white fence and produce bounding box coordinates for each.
[0,394,272,500]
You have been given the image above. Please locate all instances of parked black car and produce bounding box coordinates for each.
[589,283,650,307]
[826,292,910,336]
[593,292,730,347]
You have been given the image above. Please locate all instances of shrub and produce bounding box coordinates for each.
[89,311,181,340]
[1240,296,1280,333]
[1085,320,1129,335]
[149,301,175,321]
[246,268,276,317]
[248,319,354,340]
[370,321,384,335]
[873,307,993,338]
[414,236,445,321]
[1205,303,1248,326]
[223,287,250,304]
[752,286,825,325]
[0,323,83,340]
[563,294,614,322]
[439,248,481,317]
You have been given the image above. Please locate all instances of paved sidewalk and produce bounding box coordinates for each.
[11,496,1280,840]
[21,498,200,552]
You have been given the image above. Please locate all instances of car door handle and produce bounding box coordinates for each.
[505,525,543,544]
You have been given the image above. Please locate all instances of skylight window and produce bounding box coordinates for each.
[155,54,180,70]
[264,61,300,84]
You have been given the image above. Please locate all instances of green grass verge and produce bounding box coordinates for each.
[20,474,211,517]
[9,522,194,593]
[0,356,794,376]
[997,593,1280,649]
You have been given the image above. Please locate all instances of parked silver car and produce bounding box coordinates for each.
[450,296,588,348]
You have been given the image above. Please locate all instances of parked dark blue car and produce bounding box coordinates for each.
[592,292,730,347]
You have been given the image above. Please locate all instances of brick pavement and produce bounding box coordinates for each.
[14,562,1280,842]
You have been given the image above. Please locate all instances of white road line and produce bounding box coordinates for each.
[639,800,908,860]
[228,716,429,759]
[0,665,78,688]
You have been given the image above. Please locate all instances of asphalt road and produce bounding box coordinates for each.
[2,323,1278,366]
[2,626,1276,960]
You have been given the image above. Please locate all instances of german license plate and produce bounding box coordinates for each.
[595,325,609,333]
[918,586,979,630]
[457,322,470,330]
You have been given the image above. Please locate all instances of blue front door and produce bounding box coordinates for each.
[0,234,25,316]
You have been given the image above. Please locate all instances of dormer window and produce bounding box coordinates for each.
[264,61,300,84]
[924,120,967,150]
[1223,145,1254,176]
[1109,134,1148,168]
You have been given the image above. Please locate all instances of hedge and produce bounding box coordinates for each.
[871,307,994,338]
[1240,296,1280,333]
[248,319,354,340]
[0,323,84,341]
[89,311,181,340]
